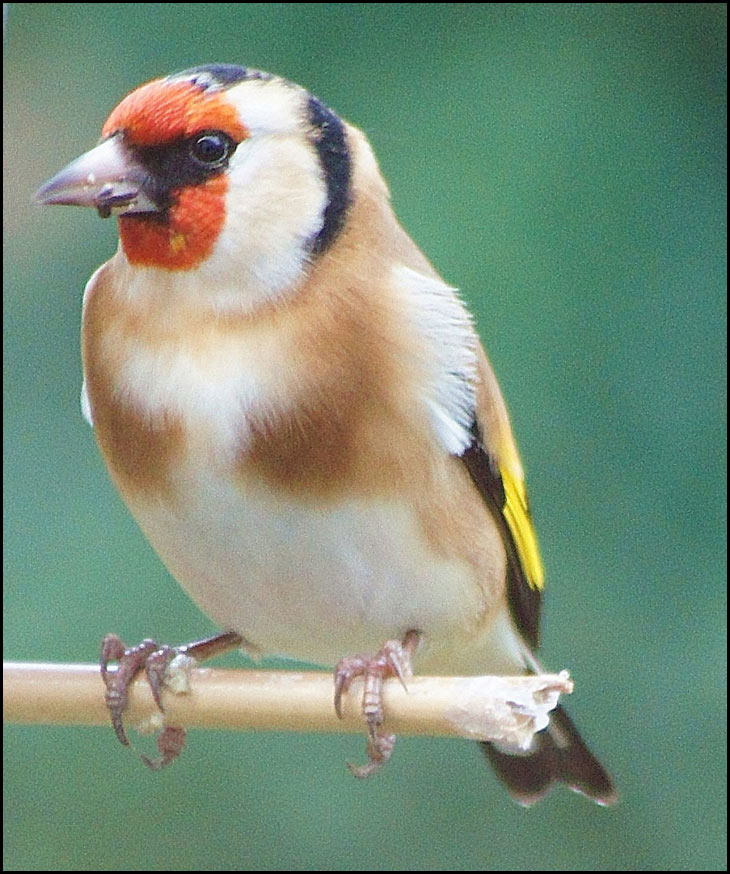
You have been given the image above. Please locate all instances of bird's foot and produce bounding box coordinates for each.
[100,630,243,769]
[333,630,420,777]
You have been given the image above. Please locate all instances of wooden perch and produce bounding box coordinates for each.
[3,661,573,749]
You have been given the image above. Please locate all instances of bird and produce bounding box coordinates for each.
[34,63,616,805]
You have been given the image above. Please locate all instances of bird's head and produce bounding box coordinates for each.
[35,64,356,310]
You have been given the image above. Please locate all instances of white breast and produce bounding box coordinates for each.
[127,461,490,672]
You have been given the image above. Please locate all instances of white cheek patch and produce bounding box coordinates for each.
[222,136,326,283]
[177,78,332,314]
[168,134,329,316]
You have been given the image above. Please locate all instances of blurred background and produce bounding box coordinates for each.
[3,3,726,870]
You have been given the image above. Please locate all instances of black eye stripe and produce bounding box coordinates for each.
[132,131,237,210]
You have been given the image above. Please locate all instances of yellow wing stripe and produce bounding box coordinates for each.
[500,464,545,591]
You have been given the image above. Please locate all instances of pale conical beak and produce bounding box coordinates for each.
[33,134,161,218]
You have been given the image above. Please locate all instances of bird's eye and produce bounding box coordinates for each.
[190,132,233,167]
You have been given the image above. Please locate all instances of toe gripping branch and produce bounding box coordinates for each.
[333,631,420,777]
[100,631,243,769]
[100,628,420,776]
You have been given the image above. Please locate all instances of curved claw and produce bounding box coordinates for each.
[334,655,368,719]
[99,630,244,769]
[143,644,176,711]
[100,635,160,747]
[100,635,180,762]
[333,632,420,778]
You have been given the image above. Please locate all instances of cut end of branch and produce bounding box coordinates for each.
[441,671,573,749]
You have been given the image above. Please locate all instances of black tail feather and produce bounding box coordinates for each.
[481,704,617,806]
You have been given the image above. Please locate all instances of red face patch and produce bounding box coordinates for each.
[103,77,248,271]
[118,176,228,271]
[102,77,248,146]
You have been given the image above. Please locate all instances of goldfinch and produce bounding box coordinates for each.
[35,64,616,805]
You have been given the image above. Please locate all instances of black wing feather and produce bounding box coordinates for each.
[459,421,542,650]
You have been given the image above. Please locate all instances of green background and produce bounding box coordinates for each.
[3,3,726,870]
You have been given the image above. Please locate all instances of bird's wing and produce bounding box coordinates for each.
[459,349,544,650]
[395,264,544,650]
